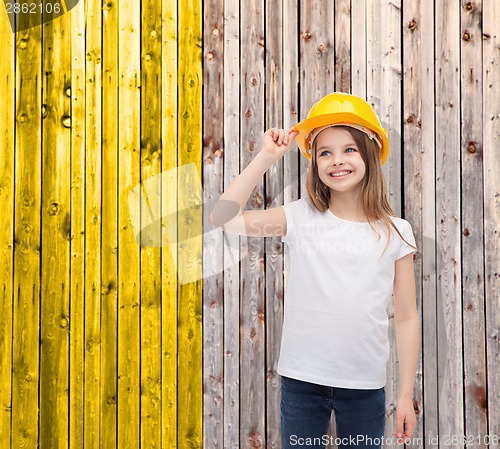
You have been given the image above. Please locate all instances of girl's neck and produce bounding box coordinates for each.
[329,191,368,222]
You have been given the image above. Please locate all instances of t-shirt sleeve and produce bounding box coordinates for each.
[396,220,418,260]
[281,199,308,243]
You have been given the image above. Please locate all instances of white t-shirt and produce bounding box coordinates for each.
[278,197,417,389]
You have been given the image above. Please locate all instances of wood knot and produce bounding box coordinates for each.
[465,2,473,11]
[408,19,417,31]
[406,115,414,124]
[463,228,470,236]
[467,141,477,153]
[205,51,214,60]
[463,31,471,41]
[62,116,72,128]
[301,31,312,40]
[48,202,60,216]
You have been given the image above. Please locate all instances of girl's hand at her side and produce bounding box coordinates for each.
[259,127,299,163]
[392,397,417,444]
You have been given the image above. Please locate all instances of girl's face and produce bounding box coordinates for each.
[313,127,366,194]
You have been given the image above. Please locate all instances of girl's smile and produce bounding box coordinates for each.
[314,127,366,193]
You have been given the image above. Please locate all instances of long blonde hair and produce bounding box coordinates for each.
[305,126,417,258]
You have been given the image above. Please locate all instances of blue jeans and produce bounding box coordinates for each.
[280,376,386,449]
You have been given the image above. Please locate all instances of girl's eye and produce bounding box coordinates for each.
[319,150,330,157]
[345,147,357,153]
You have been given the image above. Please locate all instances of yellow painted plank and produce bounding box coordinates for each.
[140,0,163,446]
[178,0,203,447]
[101,1,119,448]
[0,18,14,449]
[39,9,72,448]
[118,0,141,445]
[161,0,179,446]
[83,0,103,447]
[12,24,42,449]
[69,0,86,447]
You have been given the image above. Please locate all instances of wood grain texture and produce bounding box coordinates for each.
[83,0,103,446]
[265,1,285,447]
[177,0,203,447]
[402,0,424,446]
[351,0,366,97]
[222,0,241,446]
[12,22,42,449]
[482,0,500,442]
[69,2,86,449]
[161,0,178,447]
[202,0,224,446]
[335,0,351,92]
[101,0,119,447]
[118,0,141,445]
[40,6,72,448]
[0,18,14,449]
[417,1,439,446]
[240,0,266,447]
[460,1,488,447]
[435,1,465,446]
[140,0,163,446]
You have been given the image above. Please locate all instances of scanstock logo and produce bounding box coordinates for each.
[3,0,79,33]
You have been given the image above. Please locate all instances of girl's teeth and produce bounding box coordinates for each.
[331,171,351,177]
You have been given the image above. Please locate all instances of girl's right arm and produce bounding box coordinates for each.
[210,127,298,237]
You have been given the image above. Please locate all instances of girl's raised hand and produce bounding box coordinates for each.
[260,127,299,162]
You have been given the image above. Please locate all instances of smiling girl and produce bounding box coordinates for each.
[211,92,420,449]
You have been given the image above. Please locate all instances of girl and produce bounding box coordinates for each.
[211,92,419,449]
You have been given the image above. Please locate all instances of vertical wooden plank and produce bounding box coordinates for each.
[367,0,403,440]
[40,9,72,447]
[299,0,335,197]
[70,0,86,447]
[435,1,464,446]
[351,0,366,97]
[83,0,103,446]
[282,0,300,444]
[177,0,203,446]
[418,1,438,446]
[482,0,500,442]
[118,0,141,445]
[265,0,284,447]
[335,0,351,93]
[161,0,178,446]
[460,1,488,447]
[140,0,162,446]
[0,18,14,449]
[402,0,424,446]
[13,22,42,448]
[101,1,119,447]
[240,0,265,446]
[223,0,241,446]
[203,0,224,446]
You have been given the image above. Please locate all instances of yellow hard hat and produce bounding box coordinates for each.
[293,92,389,165]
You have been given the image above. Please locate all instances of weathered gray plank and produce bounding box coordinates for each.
[351,0,366,97]
[460,1,488,447]
[265,0,285,447]
[240,0,266,447]
[335,0,351,93]
[435,1,464,446]
[402,0,424,446]
[203,0,225,446]
[222,0,241,446]
[367,0,403,442]
[417,1,439,447]
[482,0,500,442]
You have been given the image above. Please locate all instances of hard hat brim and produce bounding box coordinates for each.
[293,112,389,165]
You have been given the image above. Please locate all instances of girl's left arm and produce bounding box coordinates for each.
[392,252,420,443]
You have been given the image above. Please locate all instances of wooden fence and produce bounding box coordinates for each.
[0,0,499,448]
